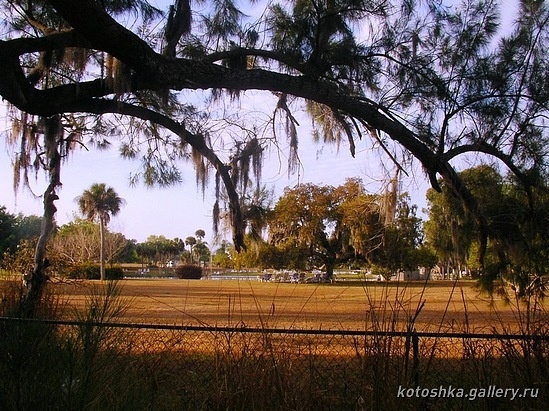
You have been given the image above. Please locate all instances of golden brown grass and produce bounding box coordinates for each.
[50,278,546,333]
[2,277,547,410]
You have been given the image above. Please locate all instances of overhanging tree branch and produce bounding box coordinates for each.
[1,0,487,257]
[56,98,246,251]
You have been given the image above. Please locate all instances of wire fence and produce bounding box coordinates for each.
[0,316,547,410]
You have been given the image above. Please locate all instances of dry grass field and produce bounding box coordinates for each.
[51,278,547,333]
[2,277,548,410]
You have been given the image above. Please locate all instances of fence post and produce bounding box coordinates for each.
[412,330,419,387]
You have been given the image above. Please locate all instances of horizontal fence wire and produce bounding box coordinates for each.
[1,316,547,410]
[2,316,549,340]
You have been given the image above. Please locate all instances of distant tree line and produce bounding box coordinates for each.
[3,164,547,297]
[134,232,209,267]
[0,207,211,277]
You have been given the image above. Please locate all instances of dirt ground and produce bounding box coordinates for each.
[49,278,548,334]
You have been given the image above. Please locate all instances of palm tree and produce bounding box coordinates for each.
[193,240,210,265]
[185,236,197,263]
[76,183,125,280]
[195,229,206,241]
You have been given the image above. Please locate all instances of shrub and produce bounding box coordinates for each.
[0,280,141,410]
[63,263,125,280]
[370,264,394,281]
[105,267,124,280]
[64,262,99,279]
[175,264,203,279]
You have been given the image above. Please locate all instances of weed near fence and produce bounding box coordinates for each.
[1,278,548,410]
[0,316,547,411]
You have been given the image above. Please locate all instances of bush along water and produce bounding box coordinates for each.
[175,264,203,279]
[63,262,124,280]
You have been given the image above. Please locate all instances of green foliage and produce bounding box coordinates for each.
[0,206,17,256]
[269,0,383,80]
[185,236,196,247]
[212,241,234,268]
[64,262,100,280]
[411,245,438,272]
[57,218,97,236]
[230,236,307,270]
[76,183,125,225]
[269,181,347,276]
[1,239,35,275]
[115,238,139,263]
[212,251,233,268]
[63,263,124,280]
[267,179,424,276]
[175,264,203,279]
[0,207,42,257]
[426,165,549,297]
[13,214,42,242]
[193,241,211,264]
[137,235,185,265]
[76,184,125,281]
[105,266,124,281]
[370,264,393,281]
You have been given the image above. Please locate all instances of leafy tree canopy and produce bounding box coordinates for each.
[1,0,548,278]
[267,178,424,277]
[0,206,18,256]
[136,235,184,264]
[0,207,42,256]
[425,164,549,297]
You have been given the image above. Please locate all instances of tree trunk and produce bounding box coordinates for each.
[24,191,57,316]
[99,217,106,281]
[324,259,335,282]
[321,246,337,282]
[23,116,62,317]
